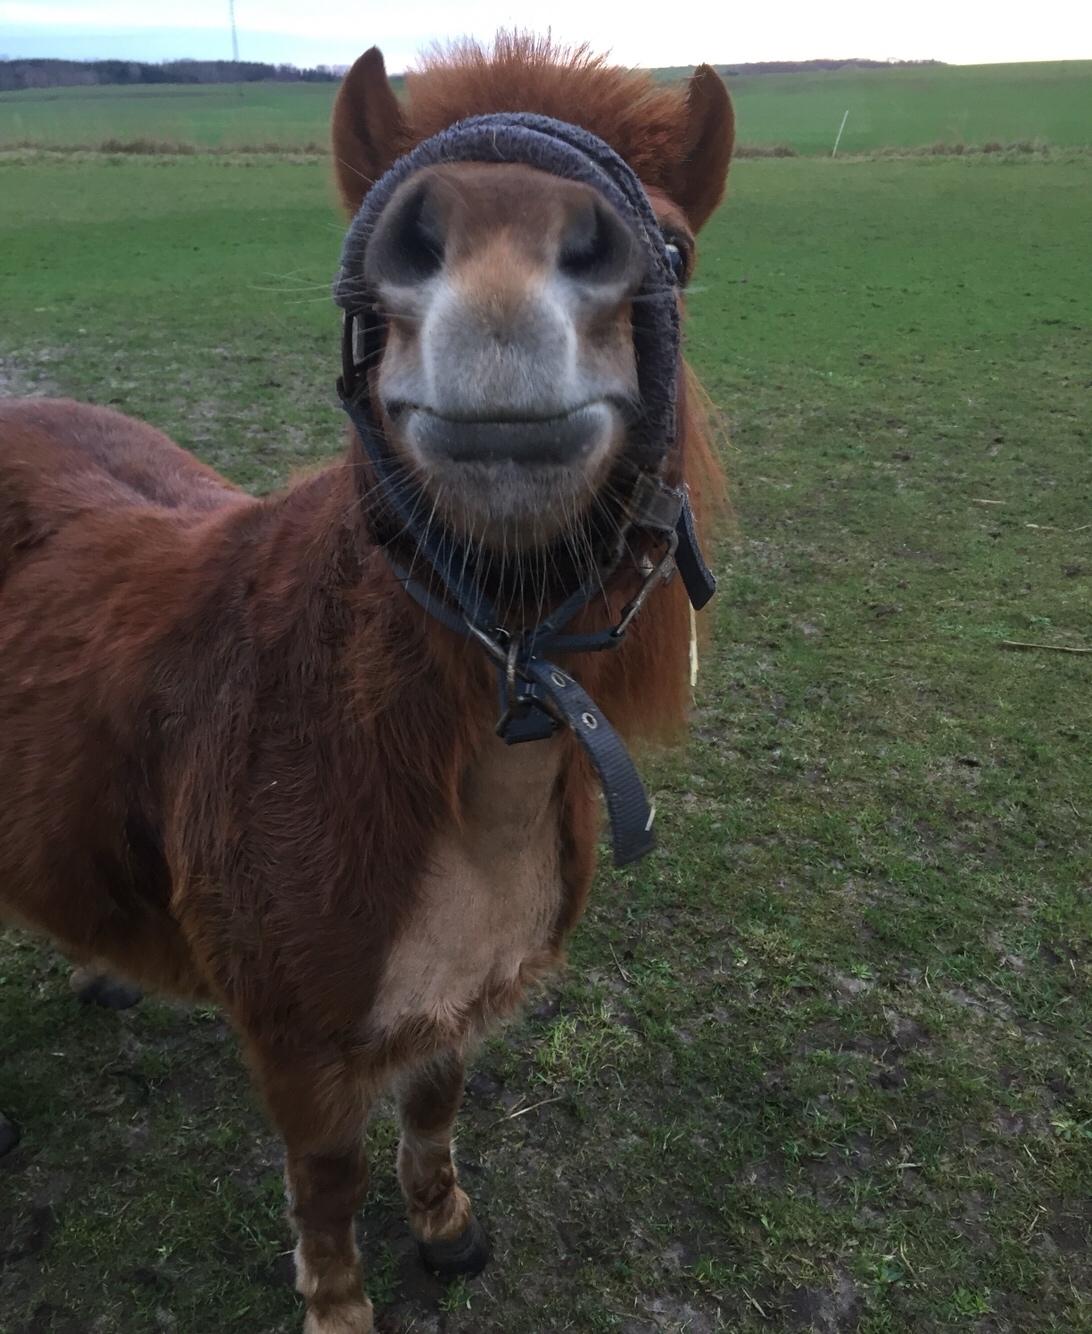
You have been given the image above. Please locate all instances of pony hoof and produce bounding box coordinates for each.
[71,970,143,1011]
[418,1217,490,1278]
[302,1300,373,1334]
[0,1113,21,1157]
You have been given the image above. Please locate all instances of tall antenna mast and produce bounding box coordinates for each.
[228,0,240,63]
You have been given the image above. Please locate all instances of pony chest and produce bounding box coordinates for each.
[370,740,566,1044]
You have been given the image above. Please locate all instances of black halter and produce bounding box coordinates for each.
[334,113,716,866]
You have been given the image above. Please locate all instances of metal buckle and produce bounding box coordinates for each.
[492,636,562,742]
[495,636,528,732]
[611,529,679,639]
[505,635,520,701]
[626,473,686,536]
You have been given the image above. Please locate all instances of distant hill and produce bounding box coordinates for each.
[0,59,342,93]
[648,58,945,83]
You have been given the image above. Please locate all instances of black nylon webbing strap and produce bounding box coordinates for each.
[381,549,656,864]
[675,494,717,610]
[338,366,704,867]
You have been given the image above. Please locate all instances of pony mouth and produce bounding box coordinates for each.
[392,401,621,470]
[385,401,625,544]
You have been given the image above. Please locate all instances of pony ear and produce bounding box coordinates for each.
[331,47,412,215]
[668,65,735,232]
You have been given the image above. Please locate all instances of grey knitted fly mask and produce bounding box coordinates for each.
[334,112,681,479]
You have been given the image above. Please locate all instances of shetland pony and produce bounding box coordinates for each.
[0,36,732,1332]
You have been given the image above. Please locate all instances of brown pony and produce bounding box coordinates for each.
[0,36,732,1333]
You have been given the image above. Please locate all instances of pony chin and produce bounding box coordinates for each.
[424,460,598,549]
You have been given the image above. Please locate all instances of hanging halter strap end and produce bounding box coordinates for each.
[521,658,657,866]
[675,493,717,610]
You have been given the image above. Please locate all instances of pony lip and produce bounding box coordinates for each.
[387,391,638,426]
[403,403,609,465]
[393,401,600,426]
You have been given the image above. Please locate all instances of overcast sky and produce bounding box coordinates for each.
[2,0,1089,69]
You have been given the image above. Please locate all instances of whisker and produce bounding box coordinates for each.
[405,487,442,591]
[333,155,378,189]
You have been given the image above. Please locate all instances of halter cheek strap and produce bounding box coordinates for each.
[333,113,717,867]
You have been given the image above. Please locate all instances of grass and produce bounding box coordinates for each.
[672,61,1092,154]
[1,139,1090,1332]
[0,81,338,154]
[1,60,1089,155]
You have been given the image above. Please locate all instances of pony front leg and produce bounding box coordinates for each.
[396,1049,490,1277]
[290,1144,373,1334]
[250,1043,375,1334]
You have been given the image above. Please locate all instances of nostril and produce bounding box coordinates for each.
[405,187,446,277]
[367,179,445,287]
[559,202,606,276]
[559,201,632,283]
[394,184,445,279]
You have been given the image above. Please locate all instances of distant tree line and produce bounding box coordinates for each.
[718,58,943,75]
[0,58,344,92]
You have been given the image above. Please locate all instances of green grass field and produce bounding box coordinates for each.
[1,60,1090,154]
[1,95,1091,1334]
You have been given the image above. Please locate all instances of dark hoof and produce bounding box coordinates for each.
[418,1217,490,1278]
[73,972,143,1011]
[0,1114,20,1157]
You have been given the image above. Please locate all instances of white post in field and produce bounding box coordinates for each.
[832,109,850,157]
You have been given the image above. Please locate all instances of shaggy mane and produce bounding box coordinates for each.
[405,33,693,188]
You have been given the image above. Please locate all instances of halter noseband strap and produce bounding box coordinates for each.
[333,112,716,867]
